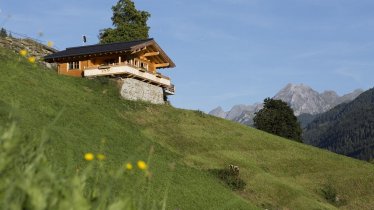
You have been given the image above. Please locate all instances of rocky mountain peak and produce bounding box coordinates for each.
[209,83,365,126]
[338,89,364,104]
[283,83,311,91]
[208,106,227,118]
[320,90,339,108]
[225,104,255,120]
[321,90,338,97]
[273,83,327,116]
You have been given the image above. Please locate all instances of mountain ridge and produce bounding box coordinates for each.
[209,83,364,126]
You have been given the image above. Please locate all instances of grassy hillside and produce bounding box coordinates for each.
[1,46,374,210]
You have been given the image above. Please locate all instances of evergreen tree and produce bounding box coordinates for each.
[254,98,302,142]
[0,28,7,38]
[99,0,150,43]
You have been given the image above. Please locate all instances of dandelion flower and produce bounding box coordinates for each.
[125,163,133,170]
[47,41,54,47]
[137,160,147,170]
[28,57,36,63]
[19,49,27,56]
[97,153,106,161]
[84,153,94,161]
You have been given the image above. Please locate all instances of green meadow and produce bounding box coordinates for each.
[0,47,373,209]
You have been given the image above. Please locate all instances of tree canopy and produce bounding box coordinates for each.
[254,98,302,142]
[99,0,150,44]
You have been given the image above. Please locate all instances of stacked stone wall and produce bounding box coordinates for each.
[120,78,165,104]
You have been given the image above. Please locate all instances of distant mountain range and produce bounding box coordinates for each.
[209,83,364,126]
[209,103,263,125]
[209,83,373,161]
[303,87,374,161]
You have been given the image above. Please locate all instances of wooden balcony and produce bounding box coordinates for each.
[164,84,175,95]
[83,64,171,87]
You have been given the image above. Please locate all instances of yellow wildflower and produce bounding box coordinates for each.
[84,153,94,161]
[137,160,147,170]
[97,153,106,161]
[47,41,54,47]
[125,163,133,170]
[28,57,36,63]
[19,49,27,56]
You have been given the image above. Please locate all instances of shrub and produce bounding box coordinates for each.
[321,183,346,207]
[0,28,7,38]
[321,183,337,203]
[194,110,207,118]
[211,165,246,191]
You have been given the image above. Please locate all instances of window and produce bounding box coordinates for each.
[104,59,116,65]
[68,61,80,70]
[140,62,148,70]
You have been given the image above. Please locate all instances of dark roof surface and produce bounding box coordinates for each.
[44,38,154,61]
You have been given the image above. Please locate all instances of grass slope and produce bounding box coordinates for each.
[1,47,374,210]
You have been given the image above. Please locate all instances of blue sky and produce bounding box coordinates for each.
[1,0,374,112]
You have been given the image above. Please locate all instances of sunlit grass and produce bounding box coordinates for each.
[0,122,165,210]
[0,46,374,209]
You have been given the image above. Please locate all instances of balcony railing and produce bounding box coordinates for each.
[83,64,171,87]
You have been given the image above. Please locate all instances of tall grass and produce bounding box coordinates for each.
[0,120,166,210]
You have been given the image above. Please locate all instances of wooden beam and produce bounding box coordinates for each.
[131,47,146,54]
[144,52,160,57]
[154,63,170,68]
[131,49,140,54]
[139,56,146,60]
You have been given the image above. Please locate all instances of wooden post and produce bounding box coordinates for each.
[119,56,122,64]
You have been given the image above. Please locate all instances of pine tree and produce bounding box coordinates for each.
[0,28,7,38]
[254,98,302,142]
[99,0,150,43]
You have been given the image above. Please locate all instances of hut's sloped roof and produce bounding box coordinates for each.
[44,38,175,68]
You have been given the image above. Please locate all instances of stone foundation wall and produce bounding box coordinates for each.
[120,78,165,104]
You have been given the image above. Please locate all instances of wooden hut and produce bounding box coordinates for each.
[44,38,175,95]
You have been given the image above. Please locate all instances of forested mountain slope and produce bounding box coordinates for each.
[303,88,374,161]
